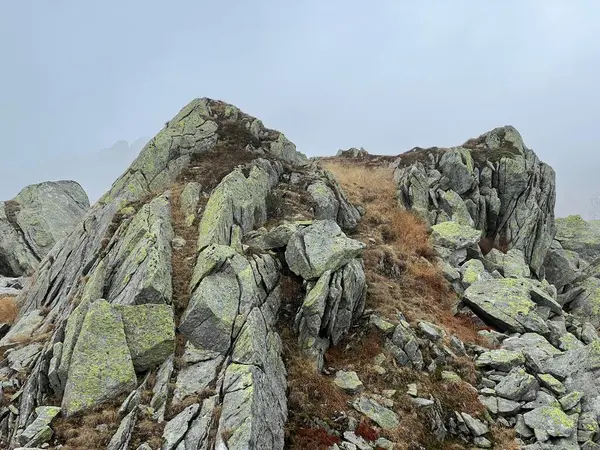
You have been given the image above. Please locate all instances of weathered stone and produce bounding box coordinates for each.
[418,321,445,341]
[179,181,202,227]
[18,406,60,446]
[523,406,576,441]
[162,403,200,450]
[461,412,488,436]
[352,396,399,430]
[395,126,556,275]
[476,349,525,372]
[180,270,239,353]
[485,248,531,278]
[560,391,584,411]
[173,357,222,403]
[107,406,137,450]
[430,221,481,251]
[523,391,561,410]
[196,163,278,251]
[150,354,173,422]
[0,310,44,346]
[538,374,566,396]
[495,368,537,401]
[105,194,174,306]
[334,371,364,394]
[245,222,300,251]
[497,398,522,416]
[62,300,137,416]
[116,304,175,371]
[464,278,560,334]
[7,344,43,373]
[0,181,89,277]
[285,220,365,280]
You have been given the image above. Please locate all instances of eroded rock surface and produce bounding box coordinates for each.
[0,181,89,277]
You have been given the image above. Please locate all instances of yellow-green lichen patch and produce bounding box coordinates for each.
[116,304,175,372]
[61,300,137,417]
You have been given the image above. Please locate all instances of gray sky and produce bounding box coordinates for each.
[1,1,599,217]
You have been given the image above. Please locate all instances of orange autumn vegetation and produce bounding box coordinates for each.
[320,159,487,346]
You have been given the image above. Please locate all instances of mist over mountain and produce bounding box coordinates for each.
[0,138,148,204]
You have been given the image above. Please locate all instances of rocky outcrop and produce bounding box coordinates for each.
[544,215,600,328]
[0,180,89,277]
[393,126,556,275]
[0,98,366,450]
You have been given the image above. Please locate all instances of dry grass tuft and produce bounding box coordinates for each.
[490,423,520,450]
[0,295,18,324]
[53,397,125,450]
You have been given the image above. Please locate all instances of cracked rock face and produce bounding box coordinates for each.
[0,98,365,450]
[393,126,556,276]
[0,180,89,277]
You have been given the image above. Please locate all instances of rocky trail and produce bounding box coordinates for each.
[1,99,600,450]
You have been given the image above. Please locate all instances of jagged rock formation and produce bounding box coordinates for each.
[393,126,556,276]
[0,180,89,278]
[0,98,366,449]
[544,215,600,330]
[387,126,600,449]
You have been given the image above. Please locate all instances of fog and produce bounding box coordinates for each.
[1,1,599,216]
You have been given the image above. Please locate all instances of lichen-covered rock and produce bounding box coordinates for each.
[394,126,556,276]
[554,215,600,265]
[173,356,222,403]
[353,396,400,430]
[495,367,537,401]
[485,248,531,278]
[180,267,241,353]
[179,181,202,227]
[460,259,492,287]
[107,406,137,450]
[104,194,174,306]
[476,349,526,372]
[162,403,200,450]
[430,221,481,251]
[464,278,560,334]
[295,257,366,362]
[334,370,364,394]
[18,406,60,446]
[3,98,318,449]
[0,181,89,277]
[544,240,583,290]
[523,406,576,441]
[285,220,365,280]
[61,300,137,416]
[116,304,175,371]
[0,310,44,346]
[196,162,280,251]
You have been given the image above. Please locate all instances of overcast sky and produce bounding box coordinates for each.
[1,1,599,216]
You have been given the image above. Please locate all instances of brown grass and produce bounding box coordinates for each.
[53,398,124,450]
[490,423,520,450]
[169,185,202,324]
[0,295,18,324]
[321,160,488,346]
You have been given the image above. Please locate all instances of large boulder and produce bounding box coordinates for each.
[0,181,89,277]
[116,304,175,371]
[394,126,556,275]
[553,215,600,265]
[285,220,365,280]
[62,300,137,416]
[463,278,561,334]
